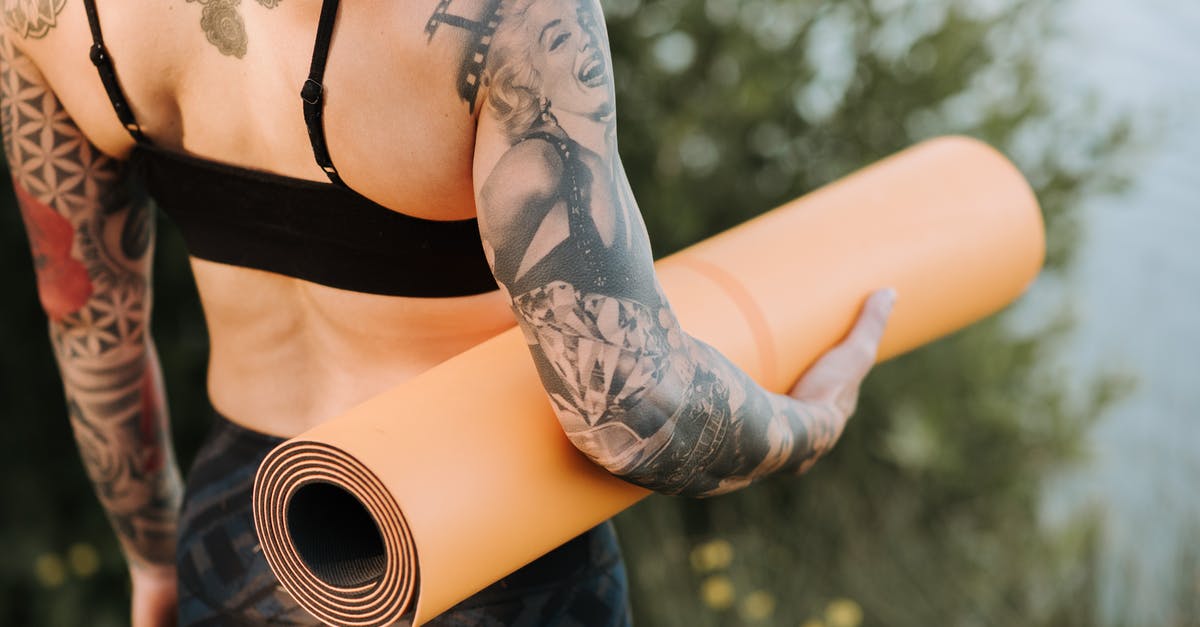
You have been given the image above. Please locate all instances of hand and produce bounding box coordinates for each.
[789,287,896,440]
[130,563,178,627]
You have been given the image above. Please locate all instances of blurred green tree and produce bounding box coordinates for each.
[602,0,1135,625]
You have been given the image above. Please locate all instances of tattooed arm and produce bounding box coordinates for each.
[466,0,892,497]
[1,37,181,576]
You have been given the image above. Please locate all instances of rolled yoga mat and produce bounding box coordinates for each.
[252,136,1045,626]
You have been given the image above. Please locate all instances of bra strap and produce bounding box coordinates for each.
[301,0,345,187]
[82,0,148,144]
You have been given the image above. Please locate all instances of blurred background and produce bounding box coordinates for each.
[1,0,1196,624]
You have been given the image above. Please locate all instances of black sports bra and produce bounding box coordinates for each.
[82,0,497,297]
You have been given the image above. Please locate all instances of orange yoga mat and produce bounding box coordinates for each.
[252,136,1044,626]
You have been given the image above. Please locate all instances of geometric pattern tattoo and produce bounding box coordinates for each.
[1,0,66,40]
[448,0,846,497]
[1,34,181,567]
[185,0,281,59]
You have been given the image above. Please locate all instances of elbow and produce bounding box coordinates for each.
[561,421,665,489]
[555,385,728,498]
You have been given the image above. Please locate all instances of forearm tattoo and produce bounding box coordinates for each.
[432,0,844,496]
[185,0,280,59]
[2,38,180,566]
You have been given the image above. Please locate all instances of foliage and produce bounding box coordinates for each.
[602,0,1136,625]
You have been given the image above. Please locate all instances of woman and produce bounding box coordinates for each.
[5,0,893,624]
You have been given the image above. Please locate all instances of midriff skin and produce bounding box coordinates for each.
[195,260,514,437]
[11,1,516,438]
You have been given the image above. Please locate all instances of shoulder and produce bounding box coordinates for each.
[1,0,67,41]
[0,0,79,82]
[1,0,69,60]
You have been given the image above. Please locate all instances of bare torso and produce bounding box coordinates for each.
[15,0,513,436]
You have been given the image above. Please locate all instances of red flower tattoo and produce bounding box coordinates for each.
[14,180,93,321]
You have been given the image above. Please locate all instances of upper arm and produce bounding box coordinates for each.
[1,33,154,339]
[460,0,701,454]
[477,137,564,253]
[469,0,656,293]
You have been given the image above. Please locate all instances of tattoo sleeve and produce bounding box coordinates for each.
[454,0,845,497]
[2,36,181,566]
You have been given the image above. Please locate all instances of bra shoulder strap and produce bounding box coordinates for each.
[301,0,345,187]
[82,0,148,144]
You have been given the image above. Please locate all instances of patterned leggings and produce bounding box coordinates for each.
[176,413,633,626]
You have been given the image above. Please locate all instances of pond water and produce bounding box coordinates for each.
[1029,0,1200,622]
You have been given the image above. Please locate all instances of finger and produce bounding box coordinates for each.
[818,288,897,375]
[844,287,896,357]
[790,341,867,402]
[835,380,862,417]
[790,288,897,401]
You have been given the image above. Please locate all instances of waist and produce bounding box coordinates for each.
[194,259,515,437]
